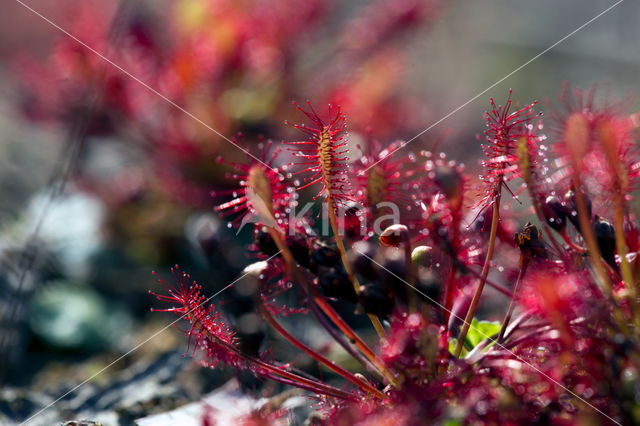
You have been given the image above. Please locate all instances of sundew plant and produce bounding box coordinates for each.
[7,0,640,425]
[152,89,640,424]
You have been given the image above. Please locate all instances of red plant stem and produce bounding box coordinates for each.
[266,228,398,386]
[307,286,397,386]
[443,266,457,327]
[560,231,588,254]
[261,373,356,400]
[257,301,388,400]
[499,312,533,341]
[571,177,629,335]
[176,301,356,400]
[401,232,417,312]
[458,262,513,298]
[612,193,636,307]
[240,352,357,401]
[540,225,565,257]
[497,256,529,342]
[525,177,565,258]
[454,180,502,357]
[559,231,622,281]
[503,318,586,349]
[442,209,461,327]
[305,296,383,379]
[572,178,610,290]
[326,196,386,338]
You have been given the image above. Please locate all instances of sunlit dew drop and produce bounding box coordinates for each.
[232,191,238,197]
[498,266,504,272]
[294,180,300,186]
[259,274,265,279]
[571,210,577,217]
[435,263,441,268]
[367,231,375,237]
[227,222,233,228]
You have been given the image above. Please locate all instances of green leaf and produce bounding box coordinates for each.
[465,318,501,348]
[448,318,501,357]
[448,338,462,356]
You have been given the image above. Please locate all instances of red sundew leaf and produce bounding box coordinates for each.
[213,141,292,231]
[476,91,539,214]
[149,267,243,370]
[550,85,640,207]
[286,102,354,209]
[350,139,425,232]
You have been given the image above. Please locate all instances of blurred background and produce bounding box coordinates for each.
[0,0,637,424]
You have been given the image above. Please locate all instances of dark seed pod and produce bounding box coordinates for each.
[318,266,358,303]
[349,241,378,281]
[236,312,266,357]
[415,268,442,305]
[381,252,407,296]
[309,239,341,273]
[593,216,617,269]
[515,222,547,259]
[228,268,261,315]
[342,204,364,239]
[541,195,567,233]
[253,227,279,256]
[379,224,409,248]
[185,214,223,260]
[287,233,310,269]
[358,283,394,317]
[434,165,463,209]
[564,189,592,229]
[254,228,310,268]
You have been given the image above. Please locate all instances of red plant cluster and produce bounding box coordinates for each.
[150,90,640,424]
[11,1,640,424]
[13,0,440,209]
